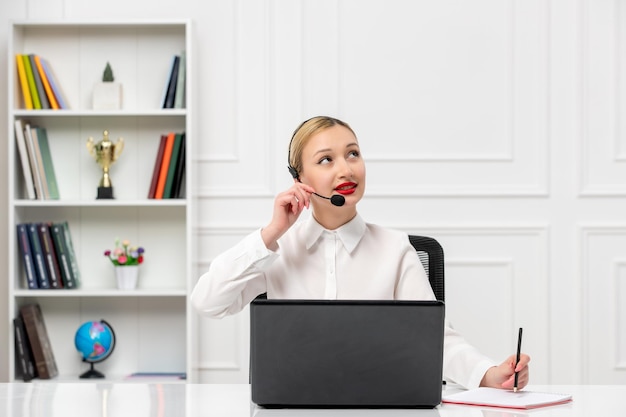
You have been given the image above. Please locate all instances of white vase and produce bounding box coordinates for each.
[115,265,139,290]
[93,82,123,110]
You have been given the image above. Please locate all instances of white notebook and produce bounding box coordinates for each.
[442,387,572,410]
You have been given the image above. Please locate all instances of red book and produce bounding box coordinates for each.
[148,135,167,199]
[154,132,175,199]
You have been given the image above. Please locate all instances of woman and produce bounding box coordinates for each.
[191,116,530,390]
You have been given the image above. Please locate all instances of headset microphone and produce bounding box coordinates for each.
[288,166,346,207]
[313,193,345,207]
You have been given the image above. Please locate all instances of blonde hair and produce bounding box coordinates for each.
[288,116,356,179]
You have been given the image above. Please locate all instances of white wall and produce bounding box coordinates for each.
[2,0,625,385]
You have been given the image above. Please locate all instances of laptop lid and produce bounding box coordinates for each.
[249,297,445,408]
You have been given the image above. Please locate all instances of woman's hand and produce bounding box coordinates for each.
[480,353,530,390]
[261,182,316,250]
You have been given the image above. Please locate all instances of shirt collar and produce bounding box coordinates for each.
[303,214,366,253]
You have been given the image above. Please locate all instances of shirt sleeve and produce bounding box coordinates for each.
[395,238,496,389]
[190,228,278,318]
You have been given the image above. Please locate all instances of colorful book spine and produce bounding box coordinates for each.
[50,222,77,289]
[60,221,81,288]
[22,54,41,109]
[16,224,38,289]
[15,54,33,109]
[28,54,50,109]
[33,55,59,110]
[162,55,180,109]
[13,316,37,381]
[19,304,58,379]
[28,126,50,199]
[34,127,60,199]
[38,223,63,289]
[155,132,176,199]
[174,50,186,109]
[171,133,186,198]
[27,223,50,289]
[163,133,183,198]
[148,135,167,198]
[23,122,45,200]
[14,119,36,199]
[40,58,68,109]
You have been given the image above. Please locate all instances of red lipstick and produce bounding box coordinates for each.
[334,182,357,195]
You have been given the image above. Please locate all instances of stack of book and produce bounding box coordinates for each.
[148,132,186,199]
[161,50,186,109]
[15,54,69,110]
[14,120,60,200]
[16,222,81,290]
[13,303,58,381]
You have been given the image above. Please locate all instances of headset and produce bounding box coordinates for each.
[286,117,345,207]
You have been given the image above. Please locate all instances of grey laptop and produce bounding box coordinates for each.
[249,296,445,408]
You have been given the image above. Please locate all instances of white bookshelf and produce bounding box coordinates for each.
[7,20,194,382]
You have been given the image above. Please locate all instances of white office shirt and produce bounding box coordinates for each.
[191,214,495,389]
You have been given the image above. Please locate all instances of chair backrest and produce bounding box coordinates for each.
[408,235,445,302]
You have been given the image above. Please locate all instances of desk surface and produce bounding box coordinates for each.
[0,383,621,416]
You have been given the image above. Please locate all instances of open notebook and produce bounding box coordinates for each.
[442,387,572,410]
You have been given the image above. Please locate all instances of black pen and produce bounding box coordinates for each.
[514,327,523,392]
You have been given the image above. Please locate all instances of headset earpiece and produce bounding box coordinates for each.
[287,165,299,180]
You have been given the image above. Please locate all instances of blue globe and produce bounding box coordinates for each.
[74,320,116,378]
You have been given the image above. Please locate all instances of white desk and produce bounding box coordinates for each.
[0,383,621,416]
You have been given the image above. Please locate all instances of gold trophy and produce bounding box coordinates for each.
[86,130,124,199]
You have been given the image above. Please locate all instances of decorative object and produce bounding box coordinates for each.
[86,130,124,199]
[115,265,139,290]
[92,61,122,110]
[105,238,145,289]
[74,320,116,379]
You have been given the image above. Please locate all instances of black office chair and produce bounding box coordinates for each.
[408,235,445,302]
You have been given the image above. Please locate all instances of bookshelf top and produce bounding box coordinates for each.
[10,20,191,29]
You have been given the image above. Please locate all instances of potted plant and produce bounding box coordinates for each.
[104,238,145,289]
[93,62,123,110]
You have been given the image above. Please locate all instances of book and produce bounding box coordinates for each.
[29,126,51,199]
[174,50,186,109]
[22,54,41,109]
[13,316,37,381]
[442,387,573,410]
[163,133,183,198]
[162,55,180,109]
[37,223,63,289]
[15,54,33,109]
[14,119,36,199]
[23,122,44,200]
[27,223,50,289]
[148,135,167,198]
[16,224,38,289]
[33,55,59,110]
[28,54,50,109]
[60,221,81,288]
[171,133,186,198]
[34,127,60,199]
[19,304,58,379]
[155,132,176,199]
[50,222,78,289]
[40,58,69,109]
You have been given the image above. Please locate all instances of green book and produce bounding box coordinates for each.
[34,127,60,199]
[50,222,77,289]
[22,54,41,109]
[60,221,81,288]
[163,133,183,198]
[174,50,186,109]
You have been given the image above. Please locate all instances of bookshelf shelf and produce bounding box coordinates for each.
[14,199,187,207]
[7,20,193,382]
[14,289,188,298]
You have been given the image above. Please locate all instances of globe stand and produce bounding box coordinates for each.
[80,361,105,379]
